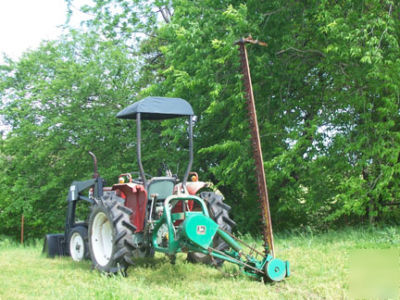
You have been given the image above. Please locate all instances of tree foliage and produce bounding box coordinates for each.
[1,0,400,238]
[0,32,145,237]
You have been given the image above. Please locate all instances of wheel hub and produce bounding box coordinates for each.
[70,232,84,261]
[91,212,113,266]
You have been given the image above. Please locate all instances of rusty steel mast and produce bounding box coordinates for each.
[235,36,275,257]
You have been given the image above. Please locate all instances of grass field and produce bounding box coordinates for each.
[0,226,399,299]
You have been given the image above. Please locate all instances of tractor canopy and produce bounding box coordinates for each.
[116,96,194,120]
[116,96,195,190]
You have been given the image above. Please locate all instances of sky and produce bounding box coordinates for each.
[0,0,90,136]
[0,0,89,63]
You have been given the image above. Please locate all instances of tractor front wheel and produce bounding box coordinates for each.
[187,191,236,266]
[88,194,137,274]
[68,225,88,262]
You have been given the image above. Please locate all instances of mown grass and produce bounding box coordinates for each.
[0,226,399,299]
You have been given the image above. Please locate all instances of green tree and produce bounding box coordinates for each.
[0,31,143,238]
[79,0,400,230]
[2,0,400,239]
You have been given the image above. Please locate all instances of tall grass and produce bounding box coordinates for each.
[0,226,398,299]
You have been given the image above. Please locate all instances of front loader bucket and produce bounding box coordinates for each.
[42,233,67,258]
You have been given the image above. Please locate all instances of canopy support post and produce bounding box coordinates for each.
[136,112,147,188]
[182,115,193,190]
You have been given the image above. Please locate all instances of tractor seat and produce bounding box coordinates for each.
[147,177,176,201]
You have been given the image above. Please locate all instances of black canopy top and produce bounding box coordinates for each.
[116,96,194,120]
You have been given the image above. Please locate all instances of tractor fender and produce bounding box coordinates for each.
[185,181,212,195]
[171,182,211,217]
[111,183,148,232]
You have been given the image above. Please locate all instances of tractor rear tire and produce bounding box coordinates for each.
[133,245,155,258]
[68,225,89,262]
[88,194,137,274]
[187,191,236,266]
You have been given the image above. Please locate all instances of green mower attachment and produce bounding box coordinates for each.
[152,195,290,282]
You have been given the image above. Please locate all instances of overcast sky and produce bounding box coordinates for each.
[0,0,90,63]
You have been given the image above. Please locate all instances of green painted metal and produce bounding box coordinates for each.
[216,228,242,252]
[150,193,289,283]
[265,258,288,282]
[182,214,218,249]
[171,212,185,222]
[199,248,243,265]
[152,195,209,254]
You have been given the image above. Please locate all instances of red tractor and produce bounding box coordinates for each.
[44,96,235,271]
[44,96,289,282]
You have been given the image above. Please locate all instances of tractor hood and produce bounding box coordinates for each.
[116,96,194,120]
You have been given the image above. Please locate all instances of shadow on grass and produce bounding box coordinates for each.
[133,256,170,268]
[127,255,246,286]
[38,249,264,286]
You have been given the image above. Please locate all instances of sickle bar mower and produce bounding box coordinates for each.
[43,96,289,283]
[153,195,289,281]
